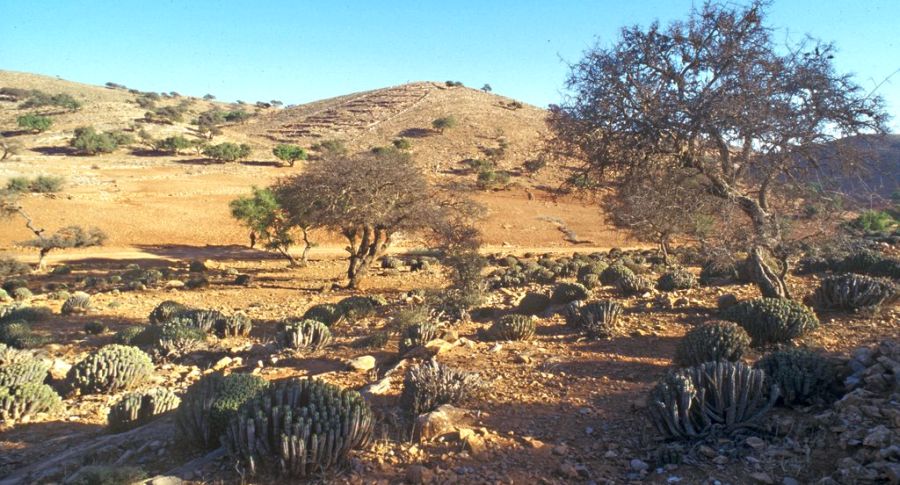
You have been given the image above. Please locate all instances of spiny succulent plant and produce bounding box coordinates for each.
[0,320,46,349]
[811,273,898,311]
[0,344,50,387]
[216,312,253,338]
[303,303,343,326]
[579,272,602,290]
[578,261,609,280]
[398,322,441,355]
[657,269,698,292]
[699,259,739,285]
[0,304,53,324]
[175,372,270,451]
[83,321,107,335]
[600,263,635,286]
[107,387,181,432]
[277,319,332,350]
[336,296,376,320]
[401,358,481,416]
[575,300,623,338]
[516,292,551,316]
[673,321,751,367]
[721,298,819,347]
[0,382,62,422]
[223,377,374,478]
[551,282,590,304]
[647,361,777,439]
[66,344,153,394]
[114,325,147,345]
[155,323,207,358]
[171,309,224,333]
[61,291,92,315]
[148,300,189,324]
[755,348,839,406]
[616,273,654,295]
[488,314,536,341]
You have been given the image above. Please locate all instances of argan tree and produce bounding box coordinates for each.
[548,1,887,298]
[17,114,52,133]
[276,149,436,288]
[203,142,251,163]
[229,187,316,266]
[272,144,307,167]
[432,116,457,134]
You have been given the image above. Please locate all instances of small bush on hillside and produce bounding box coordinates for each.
[148,300,189,324]
[0,258,30,279]
[312,138,347,157]
[523,158,547,173]
[202,142,251,162]
[476,169,511,190]
[276,319,332,350]
[154,135,193,155]
[17,113,52,133]
[399,322,441,355]
[0,382,62,422]
[432,116,457,133]
[6,175,64,194]
[20,92,80,112]
[616,273,654,295]
[0,344,50,387]
[392,138,412,150]
[61,292,92,315]
[573,300,623,339]
[272,144,307,167]
[66,465,146,485]
[107,387,180,432]
[517,292,551,315]
[600,263,634,286]
[302,303,343,326]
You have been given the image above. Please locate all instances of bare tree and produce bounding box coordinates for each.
[548,1,887,298]
[277,149,437,288]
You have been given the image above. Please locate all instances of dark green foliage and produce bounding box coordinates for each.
[399,322,441,355]
[16,113,52,133]
[71,127,133,155]
[673,321,751,367]
[392,138,412,150]
[432,115,457,133]
[755,349,838,406]
[401,358,481,416]
[277,319,332,350]
[600,263,634,285]
[811,273,897,311]
[573,300,623,338]
[154,135,193,154]
[203,142,251,162]
[66,345,153,394]
[516,292,551,315]
[336,296,376,321]
[0,304,52,324]
[66,465,146,485]
[107,387,180,432]
[615,273,654,295]
[647,361,777,439]
[223,378,373,478]
[61,291,92,315]
[0,320,46,349]
[721,298,820,347]
[487,314,535,341]
[272,144,307,167]
[849,210,897,232]
[0,382,62,421]
[175,372,269,451]
[114,325,147,345]
[83,321,106,335]
[657,269,698,292]
[217,312,252,337]
[302,303,342,326]
[476,169,511,190]
[19,92,80,111]
[551,282,589,304]
[0,344,50,387]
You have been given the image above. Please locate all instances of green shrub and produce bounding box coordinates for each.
[272,144,307,167]
[487,314,535,341]
[66,345,153,394]
[302,303,342,326]
[61,291,92,315]
[721,298,819,347]
[399,322,441,355]
[223,378,373,478]
[20,92,80,111]
[516,292,551,315]
[551,282,589,304]
[16,113,52,133]
[401,358,480,416]
[673,321,751,367]
[648,361,776,439]
[154,135,192,154]
[0,344,50,387]
[811,273,897,311]
[0,321,46,349]
[0,382,62,421]
[0,258,30,278]
[276,319,332,350]
[657,269,697,292]
[71,127,132,155]
[849,210,897,232]
[392,138,412,150]
[0,304,52,324]
[12,287,32,302]
[175,372,269,451]
[107,387,180,432]
[83,321,106,335]
[202,142,251,162]
[114,325,146,345]
[755,348,838,406]
[699,259,740,285]
[432,115,457,133]
[600,263,634,285]
[149,301,190,325]
[169,308,223,333]
[66,465,146,485]
[476,169,511,190]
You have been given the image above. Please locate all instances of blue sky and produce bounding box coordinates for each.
[2,1,898,129]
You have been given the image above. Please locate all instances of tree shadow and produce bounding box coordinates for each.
[398,128,433,138]
[0,130,30,137]
[239,160,283,168]
[29,146,77,156]
[133,244,277,262]
[171,158,223,166]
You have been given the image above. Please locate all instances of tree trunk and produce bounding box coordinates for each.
[37,248,50,272]
[659,235,670,265]
[300,227,312,266]
[746,246,790,299]
[346,226,391,289]
[277,246,299,267]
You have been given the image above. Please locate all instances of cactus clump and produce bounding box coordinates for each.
[647,361,777,439]
[148,300,189,324]
[277,319,332,350]
[811,273,897,311]
[61,291,92,315]
[487,314,536,341]
[657,269,697,292]
[155,323,207,358]
[216,312,253,337]
[175,372,269,451]
[0,344,50,387]
[398,322,441,355]
[616,273,654,295]
[107,387,181,432]
[66,344,153,394]
[223,378,374,478]
[0,320,46,349]
[755,348,839,406]
[336,296,376,320]
[516,292,551,315]
[721,298,819,347]
[114,325,147,345]
[171,309,224,333]
[551,282,590,304]
[303,303,343,326]
[401,358,481,415]
[600,263,635,286]
[673,321,751,367]
[574,300,623,338]
[0,382,62,421]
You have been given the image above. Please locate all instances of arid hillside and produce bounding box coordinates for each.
[0,71,626,262]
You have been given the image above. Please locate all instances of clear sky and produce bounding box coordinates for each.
[2,1,898,130]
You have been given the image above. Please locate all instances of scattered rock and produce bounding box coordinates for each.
[347,355,376,372]
[745,436,766,451]
[406,464,433,484]
[630,458,649,472]
[212,356,232,370]
[415,405,472,442]
[750,472,773,484]
[165,280,185,289]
